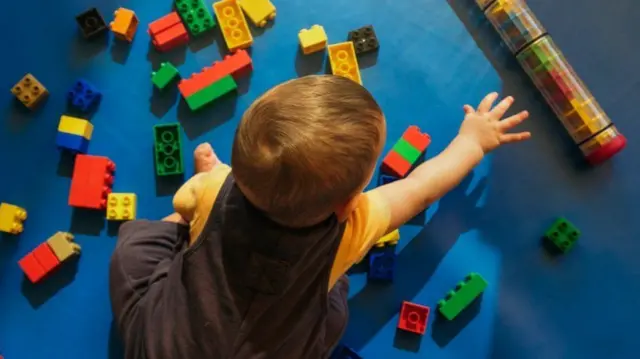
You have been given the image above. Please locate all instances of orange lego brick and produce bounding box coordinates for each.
[178,50,252,97]
[110,8,139,42]
[148,12,181,34]
[32,243,61,273]
[149,12,189,52]
[381,151,412,178]
[402,126,431,152]
[18,253,46,283]
[69,154,116,210]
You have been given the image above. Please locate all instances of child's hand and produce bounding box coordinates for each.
[459,92,531,154]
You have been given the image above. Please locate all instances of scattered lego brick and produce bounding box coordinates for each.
[327,42,362,85]
[438,272,488,320]
[58,115,93,139]
[175,0,216,36]
[0,203,27,234]
[18,253,47,283]
[381,126,430,178]
[152,62,181,90]
[348,25,379,55]
[381,151,411,178]
[379,174,399,186]
[148,12,189,52]
[11,73,48,110]
[56,132,90,153]
[154,124,184,176]
[110,8,139,42]
[214,0,253,51]
[330,345,362,359]
[67,79,101,112]
[402,125,431,151]
[375,229,399,248]
[368,249,396,281]
[46,232,81,262]
[298,25,327,55]
[69,155,116,209]
[178,50,252,97]
[398,301,430,335]
[545,217,580,253]
[107,193,137,220]
[239,0,276,28]
[185,75,237,111]
[32,243,61,273]
[76,8,108,39]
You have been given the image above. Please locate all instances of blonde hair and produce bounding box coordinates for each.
[232,75,385,227]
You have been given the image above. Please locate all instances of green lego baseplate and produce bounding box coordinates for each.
[152,62,180,90]
[545,217,580,253]
[174,0,216,37]
[153,124,184,176]
[185,75,237,111]
[438,272,488,320]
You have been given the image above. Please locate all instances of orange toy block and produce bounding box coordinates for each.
[110,8,139,42]
[148,12,189,52]
[178,50,252,97]
[402,126,431,152]
[381,151,412,178]
[69,154,116,210]
[18,253,47,283]
[32,243,61,272]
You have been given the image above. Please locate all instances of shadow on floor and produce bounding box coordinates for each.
[21,256,80,308]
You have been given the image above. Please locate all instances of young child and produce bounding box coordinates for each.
[109,75,530,359]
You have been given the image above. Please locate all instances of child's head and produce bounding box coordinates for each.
[232,75,386,227]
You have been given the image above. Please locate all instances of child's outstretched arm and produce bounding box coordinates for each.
[372,92,531,232]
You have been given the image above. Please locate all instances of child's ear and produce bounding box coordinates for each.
[335,194,363,222]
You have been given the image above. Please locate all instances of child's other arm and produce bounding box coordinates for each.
[371,93,531,232]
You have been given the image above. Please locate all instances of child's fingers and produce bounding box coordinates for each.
[463,105,474,114]
[500,131,531,144]
[489,96,515,119]
[498,110,529,130]
[477,92,499,114]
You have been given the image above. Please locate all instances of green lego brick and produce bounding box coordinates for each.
[392,138,422,164]
[174,0,216,37]
[152,62,180,90]
[438,273,488,320]
[185,75,237,111]
[545,217,580,253]
[153,123,184,176]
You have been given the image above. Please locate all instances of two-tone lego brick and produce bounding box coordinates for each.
[238,0,276,27]
[178,50,252,98]
[56,115,93,153]
[152,62,180,90]
[11,74,48,110]
[299,25,327,55]
[186,75,237,111]
[438,273,488,320]
[214,0,253,51]
[110,8,139,42]
[381,126,431,178]
[18,232,80,283]
[154,124,184,176]
[0,203,27,234]
[175,0,216,36]
[107,193,137,220]
[327,42,362,85]
[348,25,379,55]
[398,301,430,335]
[67,79,101,112]
[148,12,189,52]
[545,217,580,253]
[69,154,116,209]
[76,8,108,39]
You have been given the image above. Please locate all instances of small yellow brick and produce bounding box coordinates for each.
[375,229,400,248]
[107,193,137,221]
[58,115,94,140]
[10,74,48,109]
[46,232,81,262]
[239,0,276,27]
[328,42,362,84]
[299,25,327,55]
[0,203,27,234]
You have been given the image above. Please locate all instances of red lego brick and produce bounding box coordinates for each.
[32,243,61,272]
[18,252,46,283]
[69,154,116,209]
[398,301,430,335]
[148,12,181,35]
[149,12,189,52]
[178,50,253,97]
[381,151,412,178]
[402,126,431,152]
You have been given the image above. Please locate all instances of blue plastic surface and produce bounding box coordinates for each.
[1,0,640,358]
[56,132,90,153]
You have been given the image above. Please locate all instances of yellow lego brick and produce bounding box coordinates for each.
[239,0,276,27]
[328,42,362,85]
[298,25,327,55]
[375,229,400,248]
[0,203,27,234]
[58,115,94,140]
[110,8,139,42]
[46,232,81,262]
[213,0,253,51]
[11,73,49,109]
[107,193,137,221]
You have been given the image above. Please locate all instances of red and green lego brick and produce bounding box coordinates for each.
[381,126,431,177]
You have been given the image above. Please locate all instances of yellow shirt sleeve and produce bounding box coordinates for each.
[173,164,232,244]
[328,191,391,289]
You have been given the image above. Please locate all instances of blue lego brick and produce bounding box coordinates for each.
[67,79,101,112]
[367,248,396,281]
[56,132,90,153]
[330,345,362,359]
[379,174,399,186]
